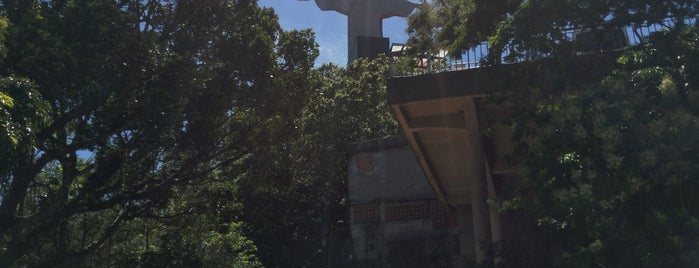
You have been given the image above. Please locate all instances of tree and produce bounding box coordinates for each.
[236,57,398,267]
[0,0,401,266]
[0,0,318,266]
[406,1,699,267]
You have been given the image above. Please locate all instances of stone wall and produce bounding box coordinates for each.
[348,136,435,204]
[342,136,464,268]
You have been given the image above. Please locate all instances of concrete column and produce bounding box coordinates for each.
[484,156,504,264]
[463,98,492,265]
[469,170,492,263]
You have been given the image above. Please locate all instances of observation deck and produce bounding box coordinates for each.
[389,17,697,77]
[385,16,697,262]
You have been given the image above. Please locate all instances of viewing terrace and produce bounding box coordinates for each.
[385,15,698,263]
[390,16,698,77]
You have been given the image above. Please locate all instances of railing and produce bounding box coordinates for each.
[390,16,697,77]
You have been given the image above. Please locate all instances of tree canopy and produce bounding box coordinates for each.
[0,0,298,265]
[405,1,699,267]
[237,57,398,267]
[408,0,697,62]
[0,0,399,267]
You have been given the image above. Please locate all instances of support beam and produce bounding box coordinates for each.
[463,97,492,265]
[407,112,467,131]
[484,156,503,264]
[390,106,450,207]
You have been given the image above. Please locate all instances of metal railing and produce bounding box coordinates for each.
[390,16,698,77]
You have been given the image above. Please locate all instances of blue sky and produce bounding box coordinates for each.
[258,0,413,66]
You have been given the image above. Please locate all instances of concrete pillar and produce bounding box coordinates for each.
[484,156,504,264]
[469,170,492,263]
[463,98,492,265]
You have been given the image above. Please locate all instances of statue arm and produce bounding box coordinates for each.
[380,0,419,18]
[314,0,350,15]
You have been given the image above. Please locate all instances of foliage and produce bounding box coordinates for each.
[293,56,398,230]
[0,0,399,266]
[406,1,699,267]
[134,222,262,268]
[408,0,698,62]
[512,26,699,268]
[0,0,322,266]
[237,56,398,267]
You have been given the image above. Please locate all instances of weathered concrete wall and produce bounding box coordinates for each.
[345,136,466,268]
[348,136,435,204]
[348,200,462,268]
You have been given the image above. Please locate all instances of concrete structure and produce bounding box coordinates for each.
[388,77,513,264]
[310,0,418,62]
[326,10,692,267]
[342,136,464,267]
[387,54,621,265]
[333,56,620,268]
[335,15,682,267]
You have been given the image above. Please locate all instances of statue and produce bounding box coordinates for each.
[311,0,419,62]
